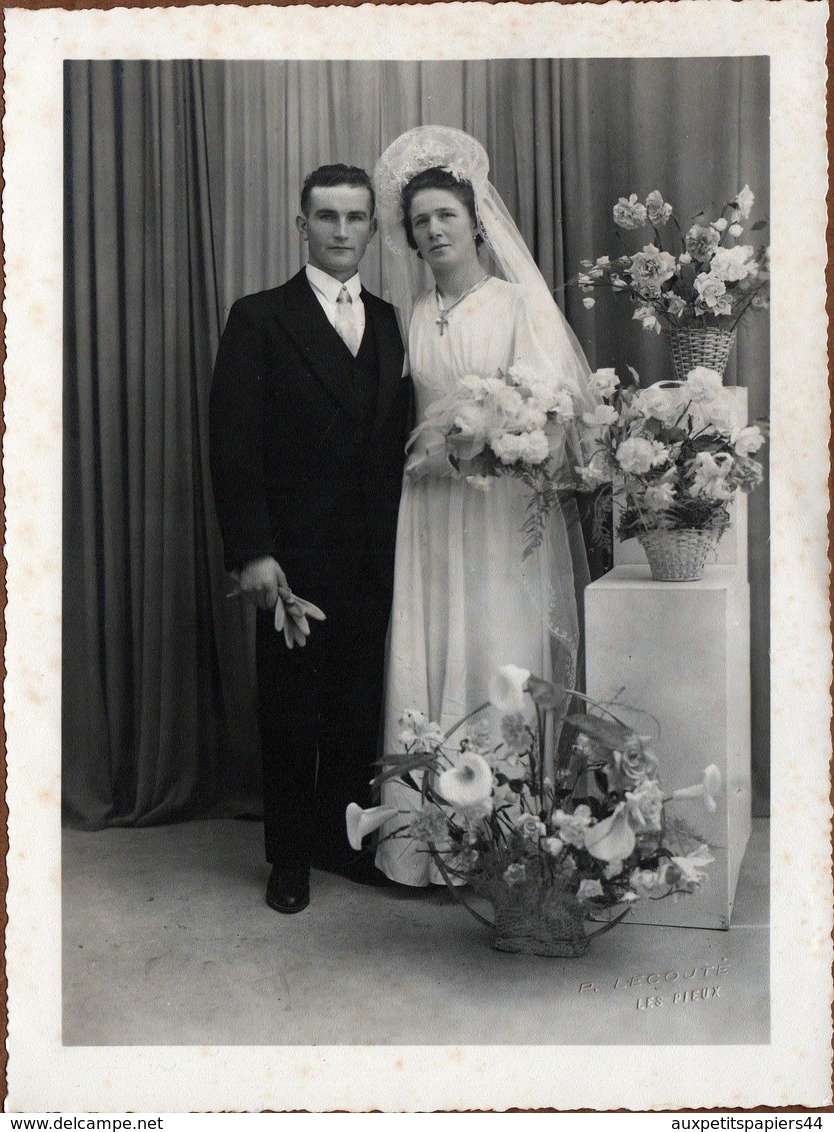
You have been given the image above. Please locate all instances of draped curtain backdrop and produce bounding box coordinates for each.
[63,58,770,827]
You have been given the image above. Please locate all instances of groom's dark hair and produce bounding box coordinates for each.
[300,164,376,217]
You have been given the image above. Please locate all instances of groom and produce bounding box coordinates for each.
[209,164,410,913]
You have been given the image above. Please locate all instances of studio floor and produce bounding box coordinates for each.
[63,818,769,1047]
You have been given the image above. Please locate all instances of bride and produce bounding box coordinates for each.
[373,126,596,886]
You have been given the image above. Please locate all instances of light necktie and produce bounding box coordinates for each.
[335,285,360,357]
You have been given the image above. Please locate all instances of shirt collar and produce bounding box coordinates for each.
[305,263,362,305]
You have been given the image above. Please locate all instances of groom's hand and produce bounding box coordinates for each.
[239,556,291,611]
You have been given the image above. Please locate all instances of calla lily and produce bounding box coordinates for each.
[671,764,722,813]
[584,803,637,863]
[345,803,399,851]
[436,752,494,809]
[489,665,532,716]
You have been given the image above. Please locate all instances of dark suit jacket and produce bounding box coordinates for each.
[209,269,410,602]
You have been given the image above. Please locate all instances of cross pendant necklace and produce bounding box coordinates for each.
[435,275,490,335]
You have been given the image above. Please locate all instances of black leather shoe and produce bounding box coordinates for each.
[266,866,310,914]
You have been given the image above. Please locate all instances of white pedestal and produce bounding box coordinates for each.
[584,566,752,930]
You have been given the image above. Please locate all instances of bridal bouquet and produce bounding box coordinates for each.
[411,364,583,556]
[578,365,767,542]
[576,186,769,333]
[347,666,719,957]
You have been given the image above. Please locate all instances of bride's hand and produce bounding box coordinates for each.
[405,435,457,480]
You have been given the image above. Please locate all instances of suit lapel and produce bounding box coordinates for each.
[275,270,366,422]
[364,290,405,436]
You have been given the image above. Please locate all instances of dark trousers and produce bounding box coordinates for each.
[256,565,391,872]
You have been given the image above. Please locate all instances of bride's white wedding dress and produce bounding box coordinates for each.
[376,276,586,886]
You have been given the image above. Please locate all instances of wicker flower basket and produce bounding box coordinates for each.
[485,881,589,958]
[666,327,736,382]
[637,528,719,582]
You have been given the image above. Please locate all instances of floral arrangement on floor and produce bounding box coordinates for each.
[576,186,769,333]
[578,365,767,543]
[346,666,720,957]
[410,364,587,556]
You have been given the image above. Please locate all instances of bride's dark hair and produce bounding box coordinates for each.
[401,166,483,250]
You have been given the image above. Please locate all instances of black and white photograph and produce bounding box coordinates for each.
[3,0,831,1114]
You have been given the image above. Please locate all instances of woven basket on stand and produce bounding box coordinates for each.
[637,528,720,582]
[666,327,736,382]
[484,880,589,957]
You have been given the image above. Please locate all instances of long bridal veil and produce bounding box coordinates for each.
[374,125,597,692]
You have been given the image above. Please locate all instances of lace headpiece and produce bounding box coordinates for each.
[374,126,593,414]
[375,126,490,256]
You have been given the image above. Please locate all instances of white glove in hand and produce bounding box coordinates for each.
[275,592,326,650]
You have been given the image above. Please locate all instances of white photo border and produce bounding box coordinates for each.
[3,0,830,1112]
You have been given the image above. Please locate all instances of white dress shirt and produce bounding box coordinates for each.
[305,263,365,348]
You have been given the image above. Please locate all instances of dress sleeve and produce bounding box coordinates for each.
[510,286,597,415]
[508,286,599,478]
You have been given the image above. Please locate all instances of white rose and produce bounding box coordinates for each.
[685,225,720,261]
[689,452,734,498]
[643,482,676,511]
[709,245,756,283]
[589,368,620,399]
[488,379,525,416]
[491,430,550,466]
[665,295,687,319]
[685,367,724,403]
[458,373,492,400]
[451,401,496,459]
[613,194,648,230]
[626,244,677,296]
[516,813,547,840]
[645,190,673,226]
[734,184,755,219]
[631,386,679,425]
[503,863,527,888]
[504,368,573,422]
[632,305,662,334]
[630,866,670,898]
[583,404,619,427]
[553,804,594,848]
[616,437,660,475]
[550,389,576,421]
[693,272,728,312]
[698,391,738,433]
[513,402,548,433]
[625,780,665,833]
[731,425,766,456]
